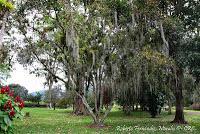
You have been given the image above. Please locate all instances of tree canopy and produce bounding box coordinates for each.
[1,0,199,126]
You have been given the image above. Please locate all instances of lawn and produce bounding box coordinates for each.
[13,108,200,134]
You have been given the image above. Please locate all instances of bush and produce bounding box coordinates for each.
[57,98,73,109]
[0,86,24,133]
[27,92,42,105]
[24,103,46,108]
[147,92,165,118]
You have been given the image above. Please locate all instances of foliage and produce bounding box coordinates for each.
[86,91,95,109]
[147,92,165,118]
[0,86,24,133]
[57,98,73,109]
[183,36,200,82]
[33,92,42,104]
[182,74,195,106]
[141,47,174,67]
[57,90,74,108]
[27,92,42,105]
[24,102,46,108]
[0,0,14,11]
[0,64,10,84]
[191,87,200,104]
[116,88,134,115]
[44,86,61,103]
[0,46,8,64]
[0,46,10,84]
[7,84,28,101]
[44,85,62,109]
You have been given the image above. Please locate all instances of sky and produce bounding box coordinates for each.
[6,63,46,93]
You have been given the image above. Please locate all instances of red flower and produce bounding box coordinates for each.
[14,96,24,109]
[18,101,24,109]
[15,96,21,103]
[9,90,14,97]
[0,88,6,94]
[8,100,12,108]
[4,104,7,110]
[3,100,13,111]
[6,100,12,109]
[2,86,10,93]
[9,108,15,117]
[0,86,10,94]
[4,86,10,93]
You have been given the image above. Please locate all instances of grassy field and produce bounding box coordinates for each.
[13,107,200,134]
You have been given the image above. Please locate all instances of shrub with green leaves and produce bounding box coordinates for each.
[147,92,165,118]
[0,0,14,11]
[0,86,24,133]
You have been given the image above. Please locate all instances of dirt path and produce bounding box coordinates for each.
[186,110,200,115]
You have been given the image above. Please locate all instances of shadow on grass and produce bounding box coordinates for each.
[108,110,151,118]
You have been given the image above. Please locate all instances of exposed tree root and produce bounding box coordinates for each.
[170,119,188,124]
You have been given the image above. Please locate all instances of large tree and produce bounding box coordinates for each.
[8,83,28,100]
[12,0,119,126]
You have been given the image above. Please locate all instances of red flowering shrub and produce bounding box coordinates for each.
[0,86,24,133]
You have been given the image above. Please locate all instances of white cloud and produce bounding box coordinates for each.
[6,63,46,93]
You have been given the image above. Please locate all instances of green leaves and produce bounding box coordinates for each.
[141,46,174,67]
[1,123,7,132]
[0,113,11,132]
[0,86,24,133]
[4,116,11,127]
[0,0,14,11]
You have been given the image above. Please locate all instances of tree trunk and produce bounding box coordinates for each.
[171,68,187,124]
[132,103,135,112]
[49,78,53,109]
[49,103,52,109]
[53,103,56,110]
[73,72,87,115]
[73,93,87,115]
[168,98,172,115]
[46,73,54,109]
[136,103,138,111]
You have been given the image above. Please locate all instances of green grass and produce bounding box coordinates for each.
[13,108,200,134]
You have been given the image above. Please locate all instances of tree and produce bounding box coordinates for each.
[163,0,200,124]
[44,85,62,110]
[44,72,57,109]
[8,84,28,100]
[12,0,118,126]
[147,91,165,118]
[0,0,13,84]
[0,0,14,45]
[27,92,42,105]
[34,92,42,105]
